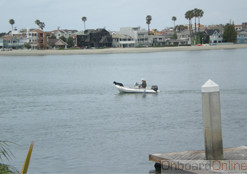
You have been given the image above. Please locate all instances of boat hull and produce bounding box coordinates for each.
[115,85,159,94]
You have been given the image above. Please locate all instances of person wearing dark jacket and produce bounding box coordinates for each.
[140,79,147,88]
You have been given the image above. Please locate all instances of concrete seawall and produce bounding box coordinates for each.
[1,44,247,56]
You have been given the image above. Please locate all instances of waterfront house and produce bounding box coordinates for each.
[3,28,48,49]
[176,30,191,45]
[235,22,247,32]
[235,22,247,44]
[235,25,243,32]
[0,34,24,49]
[205,29,223,44]
[25,29,39,49]
[242,22,247,31]
[166,39,189,46]
[162,30,174,41]
[111,33,135,48]
[118,27,152,47]
[160,29,191,46]
[74,31,84,47]
[207,25,225,33]
[236,31,247,44]
[76,28,112,48]
[51,29,78,39]
[150,35,166,47]
[47,39,68,49]
[26,29,48,49]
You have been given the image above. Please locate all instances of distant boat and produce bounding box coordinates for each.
[113,81,159,94]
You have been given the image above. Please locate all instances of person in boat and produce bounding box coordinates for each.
[139,79,147,88]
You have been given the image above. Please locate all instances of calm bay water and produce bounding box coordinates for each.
[0,49,247,173]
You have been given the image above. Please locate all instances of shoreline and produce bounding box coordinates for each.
[1,44,247,56]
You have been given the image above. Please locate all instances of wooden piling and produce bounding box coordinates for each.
[201,79,223,160]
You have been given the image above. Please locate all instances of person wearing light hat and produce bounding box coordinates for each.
[140,78,147,88]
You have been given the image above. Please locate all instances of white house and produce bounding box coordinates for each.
[176,30,191,45]
[118,27,152,47]
[51,29,78,39]
[205,29,223,44]
[150,35,166,46]
[112,33,135,48]
[25,29,48,49]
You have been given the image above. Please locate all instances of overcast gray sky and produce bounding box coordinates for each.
[1,0,246,32]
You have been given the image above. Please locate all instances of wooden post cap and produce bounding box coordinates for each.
[201,79,219,93]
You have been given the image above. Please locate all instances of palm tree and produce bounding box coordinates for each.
[172,16,177,31]
[35,19,45,30]
[9,19,15,31]
[8,19,15,49]
[0,141,19,173]
[0,141,34,174]
[39,22,45,30]
[35,19,40,26]
[198,9,204,32]
[185,10,194,43]
[193,8,204,33]
[146,15,152,34]
[82,16,87,30]
[193,8,199,33]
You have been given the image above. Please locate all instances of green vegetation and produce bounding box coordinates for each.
[59,36,67,43]
[24,43,31,49]
[67,37,74,48]
[175,25,188,32]
[223,23,237,42]
[0,141,34,174]
[58,36,74,48]
[172,33,177,39]
[49,35,56,39]
[197,32,206,44]
[0,141,18,174]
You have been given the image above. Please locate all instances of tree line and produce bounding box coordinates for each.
[146,8,237,44]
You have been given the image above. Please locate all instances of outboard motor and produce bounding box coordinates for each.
[151,85,158,92]
[113,81,124,87]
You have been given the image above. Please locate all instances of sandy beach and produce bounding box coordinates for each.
[1,44,247,56]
